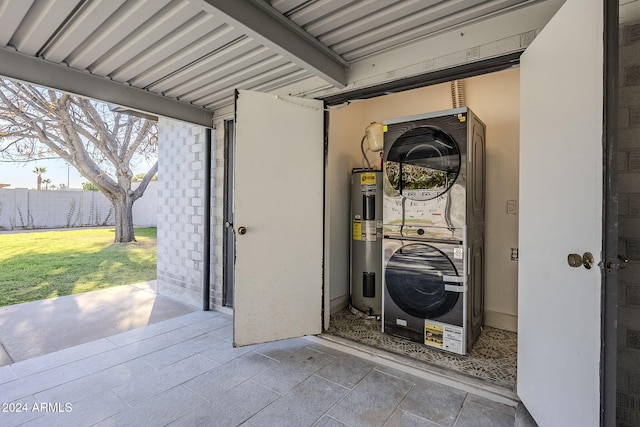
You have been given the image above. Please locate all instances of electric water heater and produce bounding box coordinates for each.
[350,169,383,317]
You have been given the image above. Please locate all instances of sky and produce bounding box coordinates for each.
[0,157,157,189]
[1,159,85,189]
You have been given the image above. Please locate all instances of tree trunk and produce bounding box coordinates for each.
[112,194,136,243]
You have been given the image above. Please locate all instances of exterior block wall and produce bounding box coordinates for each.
[157,117,208,308]
[0,188,114,229]
[617,21,640,427]
[0,183,157,230]
[212,116,226,310]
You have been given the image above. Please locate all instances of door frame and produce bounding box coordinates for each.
[222,118,235,307]
[602,0,619,424]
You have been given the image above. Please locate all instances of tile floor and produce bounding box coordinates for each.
[326,309,517,389]
[0,311,537,426]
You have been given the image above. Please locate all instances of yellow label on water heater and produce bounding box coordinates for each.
[360,173,376,185]
[352,220,362,241]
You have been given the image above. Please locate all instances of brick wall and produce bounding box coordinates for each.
[156,117,208,307]
[617,20,640,427]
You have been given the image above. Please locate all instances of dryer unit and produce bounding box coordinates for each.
[382,107,485,354]
[382,107,485,236]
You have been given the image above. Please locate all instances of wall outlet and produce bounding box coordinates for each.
[507,200,517,215]
[511,248,519,261]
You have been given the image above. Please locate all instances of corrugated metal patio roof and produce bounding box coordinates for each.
[0,0,555,125]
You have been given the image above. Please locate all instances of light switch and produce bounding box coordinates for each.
[507,200,517,215]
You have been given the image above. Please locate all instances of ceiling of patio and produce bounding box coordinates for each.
[0,0,550,124]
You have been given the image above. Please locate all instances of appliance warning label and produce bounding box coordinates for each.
[443,326,463,354]
[360,173,377,194]
[353,220,362,241]
[425,322,463,354]
[362,221,376,241]
[424,323,444,348]
[353,219,377,241]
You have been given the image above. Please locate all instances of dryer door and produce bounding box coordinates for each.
[385,242,461,325]
[385,126,460,201]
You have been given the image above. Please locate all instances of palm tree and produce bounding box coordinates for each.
[33,166,46,190]
[41,178,51,190]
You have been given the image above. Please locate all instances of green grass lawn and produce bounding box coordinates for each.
[0,227,157,306]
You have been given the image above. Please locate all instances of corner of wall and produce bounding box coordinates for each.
[156,117,208,308]
[212,117,227,309]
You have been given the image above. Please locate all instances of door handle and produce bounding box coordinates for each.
[567,252,595,269]
[237,226,247,235]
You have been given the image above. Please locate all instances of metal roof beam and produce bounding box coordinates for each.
[0,48,213,128]
[195,0,348,88]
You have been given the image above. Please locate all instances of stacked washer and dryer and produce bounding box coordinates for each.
[380,107,486,355]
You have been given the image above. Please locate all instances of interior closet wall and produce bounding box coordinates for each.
[326,68,521,331]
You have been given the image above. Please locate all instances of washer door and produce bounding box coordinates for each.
[385,126,460,201]
[385,243,460,319]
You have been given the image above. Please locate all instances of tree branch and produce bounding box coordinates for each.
[132,160,158,201]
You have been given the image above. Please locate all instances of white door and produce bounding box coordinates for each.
[518,0,604,425]
[233,90,324,347]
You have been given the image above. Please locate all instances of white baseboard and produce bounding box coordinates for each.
[484,310,518,332]
[329,293,350,314]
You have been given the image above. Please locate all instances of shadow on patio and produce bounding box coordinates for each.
[0,281,196,366]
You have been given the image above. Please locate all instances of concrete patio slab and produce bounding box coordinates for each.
[0,280,539,426]
[0,281,197,365]
[0,311,538,427]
